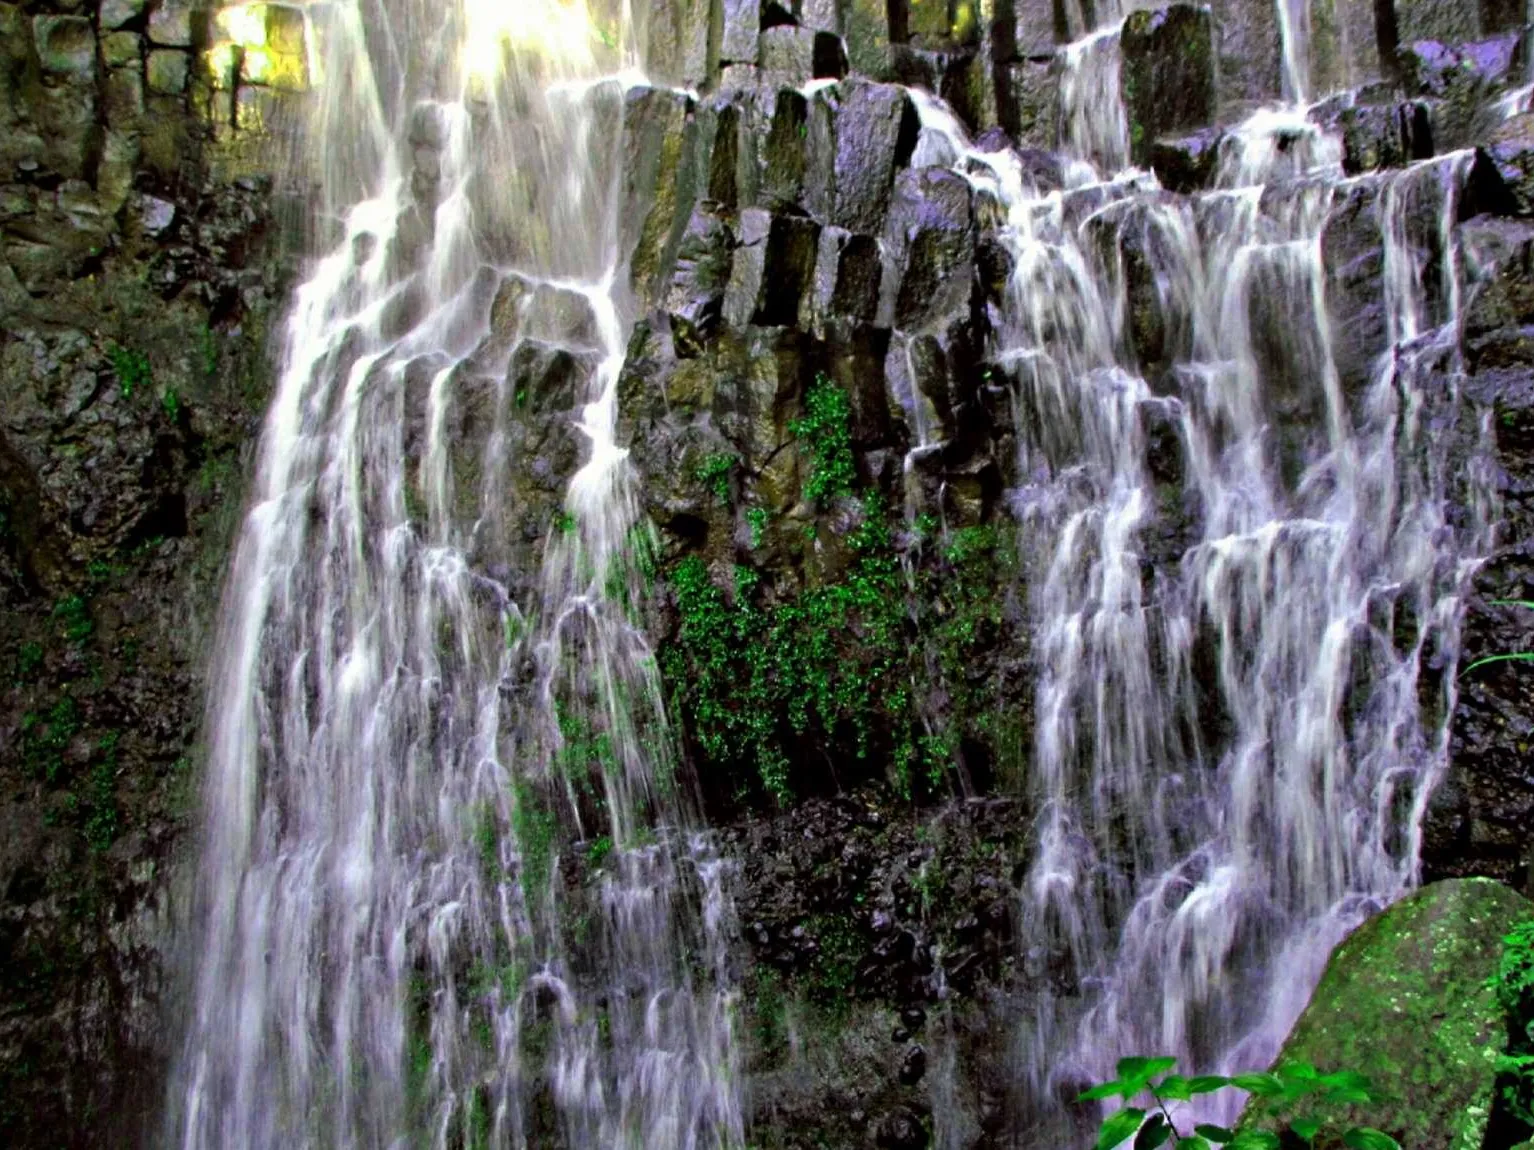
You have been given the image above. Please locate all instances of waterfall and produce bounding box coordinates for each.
[162,0,1498,1145]
[958,16,1492,1143]
[166,2,742,1146]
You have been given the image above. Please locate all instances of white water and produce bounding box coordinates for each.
[166,3,742,1147]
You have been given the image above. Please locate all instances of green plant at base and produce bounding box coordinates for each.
[1080,1057,1400,1150]
[585,835,614,869]
[162,388,182,422]
[108,345,151,399]
[788,375,856,506]
[1491,919,1534,1127]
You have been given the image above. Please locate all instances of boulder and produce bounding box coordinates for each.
[883,166,976,333]
[1241,878,1533,1150]
[1120,4,1218,166]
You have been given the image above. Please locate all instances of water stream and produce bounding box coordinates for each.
[167,2,741,1147]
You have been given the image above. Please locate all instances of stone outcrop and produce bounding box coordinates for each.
[0,1,301,1144]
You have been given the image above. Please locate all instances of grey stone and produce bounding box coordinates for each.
[99,0,147,30]
[832,78,919,234]
[33,15,95,75]
[146,49,188,94]
[100,30,142,68]
[1120,4,1217,166]
[147,0,192,47]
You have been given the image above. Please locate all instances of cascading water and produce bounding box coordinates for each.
[905,12,1495,1144]
[166,2,742,1147]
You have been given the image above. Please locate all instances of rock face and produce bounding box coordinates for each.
[1241,879,1532,1150]
[3,0,1534,1144]
[0,2,301,1145]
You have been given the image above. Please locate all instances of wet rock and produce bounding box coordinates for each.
[760,25,846,86]
[721,0,760,64]
[1401,35,1522,152]
[622,86,699,308]
[1488,113,1534,217]
[33,16,95,76]
[1149,127,1224,193]
[884,166,976,332]
[644,0,715,88]
[807,226,883,329]
[664,208,735,349]
[875,1104,931,1149]
[1120,4,1217,167]
[1242,879,1532,1150]
[1308,95,1434,175]
[1002,57,1058,149]
[101,0,149,30]
[147,0,193,47]
[899,1043,927,1084]
[1203,0,1283,107]
[833,78,921,234]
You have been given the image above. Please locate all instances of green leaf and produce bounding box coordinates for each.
[1079,1080,1129,1102]
[1187,1076,1231,1094]
[1119,1057,1179,1088]
[1462,652,1534,675]
[1195,1126,1234,1143]
[1488,599,1534,610]
[1226,1133,1281,1150]
[1157,1075,1193,1101]
[1322,1087,1374,1105]
[1097,1107,1147,1150]
[1290,1118,1321,1142]
[1231,1074,1285,1098]
[1175,1138,1211,1150]
[1135,1114,1170,1149]
[1278,1061,1318,1079]
[1341,1129,1400,1150]
[1317,1070,1373,1094]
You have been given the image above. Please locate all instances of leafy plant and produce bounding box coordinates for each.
[1079,1057,1400,1150]
[162,387,182,422]
[788,375,856,506]
[746,506,768,550]
[695,452,737,505]
[1491,919,1534,1127]
[107,345,151,399]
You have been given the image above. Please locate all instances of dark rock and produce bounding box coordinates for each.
[899,1043,928,1084]
[1149,127,1224,193]
[884,167,976,332]
[622,86,700,308]
[1120,4,1217,167]
[900,1004,926,1029]
[1307,96,1434,175]
[875,1105,930,1149]
[1488,113,1534,216]
[833,78,921,234]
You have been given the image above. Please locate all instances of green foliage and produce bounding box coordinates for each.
[1491,919,1534,1126]
[108,345,152,399]
[553,509,577,535]
[21,695,81,783]
[162,388,182,423]
[585,835,613,869]
[664,496,906,804]
[695,452,738,505]
[1080,1058,1400,1150]
[512,780,556,904]
[83,733,120,852]
[14,641,43,682]
[52,595,92,644]
[788,376,856,506]
[746,506,768,550]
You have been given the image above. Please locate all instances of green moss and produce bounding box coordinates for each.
[1244,879,1533,1150]
[107,344,152,399]
[51,595,92,645]
[513,779,556,904]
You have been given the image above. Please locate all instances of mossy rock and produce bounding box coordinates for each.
[1242,877,1532,1149]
